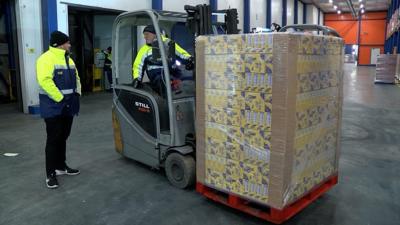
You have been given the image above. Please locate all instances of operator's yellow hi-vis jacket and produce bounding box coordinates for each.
[132,35,191,81]
[36,46,81,118]
[104,51,112,68]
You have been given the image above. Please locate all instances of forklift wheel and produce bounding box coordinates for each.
[165,153,195,189]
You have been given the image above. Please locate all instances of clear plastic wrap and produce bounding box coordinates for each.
[196,33,344,209]
[375,54,397,83]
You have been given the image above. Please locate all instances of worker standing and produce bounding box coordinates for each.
[132,25,194,94]
[103,46,112,91]
[36,31,81,189]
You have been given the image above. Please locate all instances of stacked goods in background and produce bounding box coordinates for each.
[196,33,344,210]
[375,54,397,84]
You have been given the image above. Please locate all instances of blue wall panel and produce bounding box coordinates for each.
[41,0,58,51]
[210,0,218,22]
[294,0,298,24]
[282,0,287,26]
[244,0,250,33]
[266,0,271,28]
[152,0,162,10]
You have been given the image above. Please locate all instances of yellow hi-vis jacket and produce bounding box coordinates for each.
[132,35,191,81]
[36,46,81,118]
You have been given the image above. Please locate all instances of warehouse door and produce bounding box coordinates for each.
[370,48,380,65]
[0,0,21,107]
[68,6,121,93]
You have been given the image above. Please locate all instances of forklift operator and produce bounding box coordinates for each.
[132,25,194,94]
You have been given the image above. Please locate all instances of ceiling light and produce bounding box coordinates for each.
[337,10,341,14]
[361,9,365,13]
[360,4,364,8]
[333,5,337,9]
[329,0,333,3]
[359,0,362,2]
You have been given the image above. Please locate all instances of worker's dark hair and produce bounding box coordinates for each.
[107,46,112,51]
[143,25,156,34]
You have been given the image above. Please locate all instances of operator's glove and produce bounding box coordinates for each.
[185,56,194,71]
[171,79,182,91]
[132,78,142,88]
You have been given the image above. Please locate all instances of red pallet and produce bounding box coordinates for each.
[196,174,338,224]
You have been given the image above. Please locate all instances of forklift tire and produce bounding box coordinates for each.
[165,153,195,189]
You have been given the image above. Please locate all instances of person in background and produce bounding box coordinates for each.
[103,46,112,91]
[36,31,81,189]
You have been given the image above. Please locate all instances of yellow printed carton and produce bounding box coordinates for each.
[243,92,272,112]
[225,142,241,161]
[226,54,246,73]
[204,36,227,55]
[206,105,226,125]
[205,89,244,109]
[243,72,273,93]
[243,128,271,152]
[241,110,272,130]
[225,108,241,127]
[205,72,245,91]
[204,55,228,72]
[227,35,245,54]
[244,54,272,73]
[223,159,241,191]
[244,34,273,53]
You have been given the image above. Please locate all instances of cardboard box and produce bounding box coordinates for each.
[196,33,344,209]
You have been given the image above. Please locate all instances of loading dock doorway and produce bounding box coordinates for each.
[370,48,380,65]
[68,6,122,94]
[0,0,22,109]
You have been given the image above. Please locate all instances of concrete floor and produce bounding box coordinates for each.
[0,64,399,225]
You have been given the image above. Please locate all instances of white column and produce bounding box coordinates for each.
[57,1,69,34]
[15,0,43,113]
[250,0,266,29]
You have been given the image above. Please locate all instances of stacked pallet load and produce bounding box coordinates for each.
[196,33,344,223]
[375,54,396,84]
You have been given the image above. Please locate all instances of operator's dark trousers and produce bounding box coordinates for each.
[44,115,73,177]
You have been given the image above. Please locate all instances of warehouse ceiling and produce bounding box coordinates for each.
[302,0,390,13]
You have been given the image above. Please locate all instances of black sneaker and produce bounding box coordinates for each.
[46,174,59,189]
[55,166,80,176]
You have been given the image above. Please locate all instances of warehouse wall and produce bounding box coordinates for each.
[325,12,387,65]
[15,0,43,113]
[93,15,116,51]
[320,10,324,25]
[298,1,304,24]
[287,0,294,25]
[271,0,282,26]
[56,0,151,34]
[218,0,244,33]
[250,0,266,29]
[306,4,320,25]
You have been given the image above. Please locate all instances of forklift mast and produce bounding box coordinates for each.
[184,4,239,36]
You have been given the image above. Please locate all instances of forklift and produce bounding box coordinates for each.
[111,5,239,189]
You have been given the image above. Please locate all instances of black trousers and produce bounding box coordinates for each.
[44,115,73,177]
[104,69,112,85]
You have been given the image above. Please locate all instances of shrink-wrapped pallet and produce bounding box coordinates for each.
[375,54,396,84]
[196,33,344,209]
